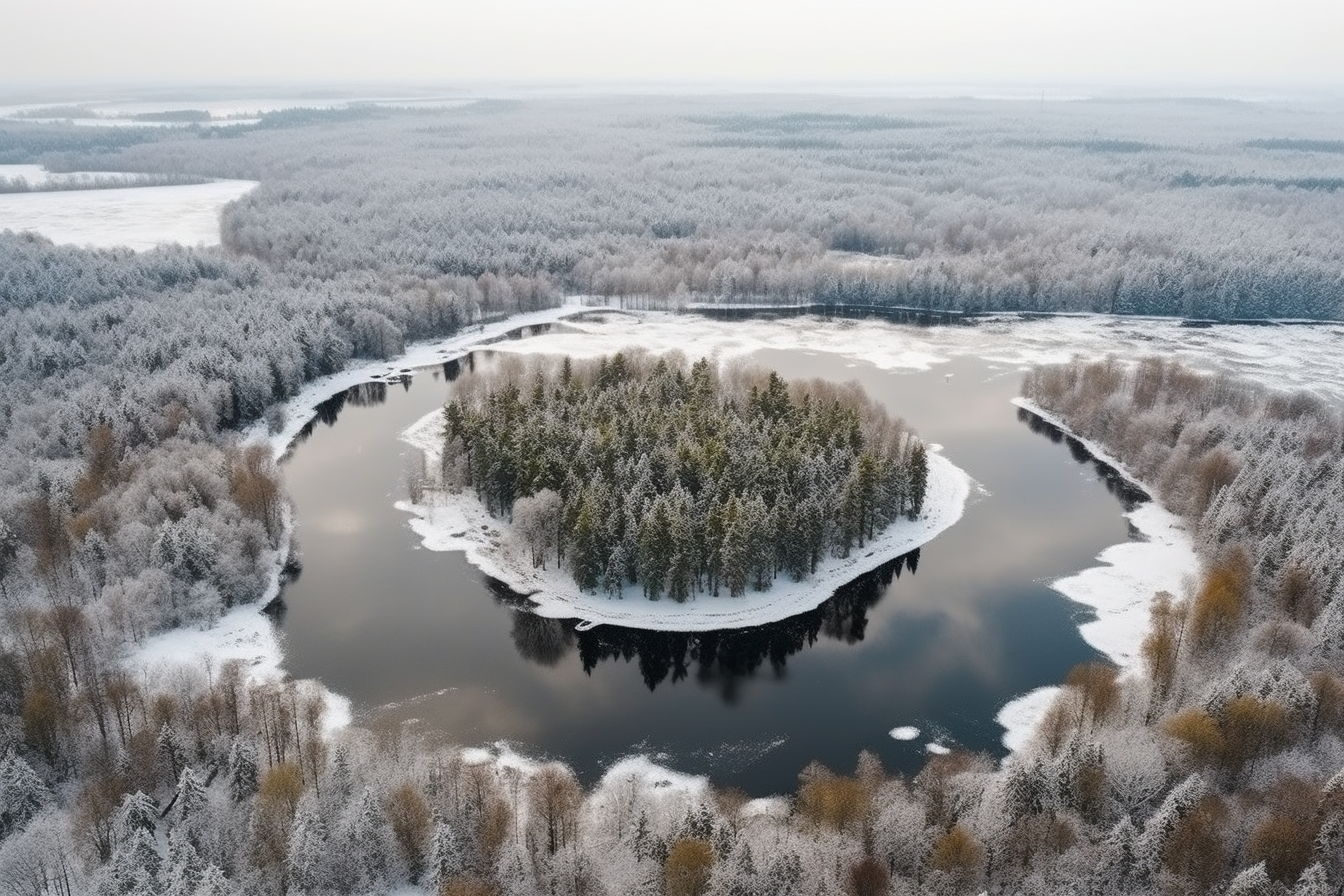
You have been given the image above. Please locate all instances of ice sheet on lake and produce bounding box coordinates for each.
[0,172,257,250]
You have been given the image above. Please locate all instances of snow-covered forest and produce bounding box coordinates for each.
[0,96,1342,894]
[438,352,927,600]
[9,96,1344,319]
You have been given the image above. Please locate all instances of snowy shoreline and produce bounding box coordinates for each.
[129,305,595,727]
[130,306,1213,763]
[396,410,973,632]
[995,397,1199,752]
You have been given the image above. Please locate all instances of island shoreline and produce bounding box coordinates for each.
[397,403,975,633]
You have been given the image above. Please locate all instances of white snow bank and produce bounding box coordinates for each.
[739,797,791,820]
[995,687,1062,753]
[244,305,592,457]
[460,742,544,776]
[994,398,1200,752]
[128,505,353,735]
[889,726,921,741]
[596,755,711,799]
[126,307,594,740]
[0,177,258,251]
[398,410,972,631]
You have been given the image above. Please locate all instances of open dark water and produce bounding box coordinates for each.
[276,338,1145,795]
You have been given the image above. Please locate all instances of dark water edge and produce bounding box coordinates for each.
[275,342,1145,794]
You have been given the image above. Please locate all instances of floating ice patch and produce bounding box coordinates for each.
[925,743,952,755]
[889,726,921,741]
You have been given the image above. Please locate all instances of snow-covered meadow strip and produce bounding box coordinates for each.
[398,408,971,631]
[995,397,1200,752]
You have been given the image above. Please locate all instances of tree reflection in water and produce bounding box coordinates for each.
[1015,407,1149,512]
[501,548,921,702]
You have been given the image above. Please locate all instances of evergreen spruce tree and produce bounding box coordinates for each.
[228,738,259,802]
[908,442,928,519]
[0,752,49,837]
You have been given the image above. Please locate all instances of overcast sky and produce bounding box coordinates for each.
[4,0,1342,92]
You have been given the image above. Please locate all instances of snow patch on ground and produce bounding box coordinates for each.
[597,755,711,799]
[889,726,921,741]
[0,174,258,251]
[996,687,1063,753]
[739,797,791,820]
[459,742,544,776]
[399,409,972,631]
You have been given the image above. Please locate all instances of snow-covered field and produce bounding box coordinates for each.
[398,412,971,631]
[128,304,1342,766]
[0,164,256,250]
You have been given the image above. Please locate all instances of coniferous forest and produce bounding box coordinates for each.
[441,353,927,599]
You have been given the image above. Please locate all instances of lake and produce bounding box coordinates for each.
[275,333,1143,795]
[0,164,256,250]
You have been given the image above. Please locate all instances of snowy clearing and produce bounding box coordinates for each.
[0,172,257,250]
[399,410,971,631]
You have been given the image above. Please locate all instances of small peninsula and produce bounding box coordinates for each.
[400,351,972,630]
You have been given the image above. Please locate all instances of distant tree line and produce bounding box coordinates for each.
[441,353,927,600]
[7,96,1340,320]
[0,172,210,194]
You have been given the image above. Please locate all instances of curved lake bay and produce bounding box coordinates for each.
[276,341,1145,795]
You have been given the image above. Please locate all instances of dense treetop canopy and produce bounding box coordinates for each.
[441,353,927,600]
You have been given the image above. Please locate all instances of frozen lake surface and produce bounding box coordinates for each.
[0,164,256,250]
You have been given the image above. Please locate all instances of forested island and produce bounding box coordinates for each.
[439,353,927,601]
